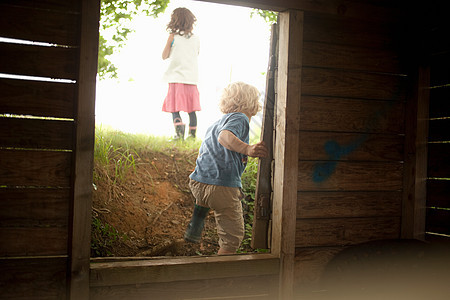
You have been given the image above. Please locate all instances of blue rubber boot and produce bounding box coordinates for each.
[184,204,210,243]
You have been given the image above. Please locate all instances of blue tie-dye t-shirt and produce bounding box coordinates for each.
[190,112,249,188]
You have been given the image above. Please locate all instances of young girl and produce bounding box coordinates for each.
[162,7,200,140]
[184,82,268,255]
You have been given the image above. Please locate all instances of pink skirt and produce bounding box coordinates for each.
[162,83,201,113]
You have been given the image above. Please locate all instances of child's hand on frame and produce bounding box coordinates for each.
[247,141,268,158]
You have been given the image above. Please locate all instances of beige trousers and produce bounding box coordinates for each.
[189,179,245,252]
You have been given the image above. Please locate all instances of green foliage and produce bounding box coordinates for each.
[98,0,170,79]
[250,9,278,25]
[91,216,127,257]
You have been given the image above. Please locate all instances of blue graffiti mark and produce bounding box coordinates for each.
[312,135,368,183]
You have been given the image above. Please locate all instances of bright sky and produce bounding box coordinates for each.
[95,0,272,139]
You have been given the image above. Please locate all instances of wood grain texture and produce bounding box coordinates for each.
[252,22,278,249]
[0,149,72,187]
[90,254,279,287]
[298,131,404,162]
[0,78,76,118]
[0,0,79,12]
[299,96,405,133]
[302,68,406,101]
[297,191,402,218]
[296,217,401,247]
[0,42,78,80]
[298,161,403,191]
[195,0,401,22]
[90,274,279,300]
[401,66,429,240]
[0,257,67,299]
[0,227,68,256]
[0,4,79,46]
[303,11,398,48]
[303,41,401,74]
[271,10,303,300]
[0,117,74,150]
[69,0,101,298]
[0,188,70,227]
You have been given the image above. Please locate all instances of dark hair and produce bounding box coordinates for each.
[166,7,196,36]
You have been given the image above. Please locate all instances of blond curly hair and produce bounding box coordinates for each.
[219,82,261,116]
[166,7,197,36]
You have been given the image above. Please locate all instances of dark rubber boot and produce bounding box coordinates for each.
[184,204,210,243]
[174,123,185,140]
[188,128,196,139]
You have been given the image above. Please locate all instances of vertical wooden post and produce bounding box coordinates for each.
[272,10,303,300]
[402,65,430,240]
[69,0,100,298]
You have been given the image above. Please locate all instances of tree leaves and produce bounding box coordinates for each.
[98,0,170,79]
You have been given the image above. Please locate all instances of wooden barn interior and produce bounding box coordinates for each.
[1,0,449,299]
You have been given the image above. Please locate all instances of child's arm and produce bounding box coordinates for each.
[162,34,174,60]
[218,130,268,158]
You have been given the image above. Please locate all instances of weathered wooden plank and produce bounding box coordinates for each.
[402,66,429,240]
[297,191,402,218]
[252,22,278,250]
[298,161,403,191]
[196,0,401,23]
[0,42,78,80]
[0,188,70,227]
[271,10,303,300]
[90,274,279,300]
[295,217,401,247]
[0,227,68,256]
[0,0,79,12]
[303,11,398,48]
[427,143,450,178]
[69,0,100,298]
[428,119,450,142]
[0,149,72,187]
[299,96,405,134]
[90,254,279,287]
[0,5,79,46]
[0,257,67,299]
[301,68,406,101]
[429,86,450,118]
[0,117,74,150]
[426,208,450,235]
[298,131,404,161]
[427,179,450,208]
[0,78,76,118]
[303,41,401,74]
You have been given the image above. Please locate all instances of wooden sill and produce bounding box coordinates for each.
[90,253,279,287]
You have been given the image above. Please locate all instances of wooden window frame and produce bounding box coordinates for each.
[72,1,301,298]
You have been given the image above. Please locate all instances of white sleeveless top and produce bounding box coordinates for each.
[163,34,200,85]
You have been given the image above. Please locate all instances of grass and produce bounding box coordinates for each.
[94,125,202,184]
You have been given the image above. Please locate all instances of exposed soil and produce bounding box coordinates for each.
[91,146,221,257]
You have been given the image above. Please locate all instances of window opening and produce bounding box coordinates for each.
[92,0,276,259]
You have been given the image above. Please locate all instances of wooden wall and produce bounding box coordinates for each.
[424,1,450,243]
[292,3,407,293]
[0,0,99,299]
